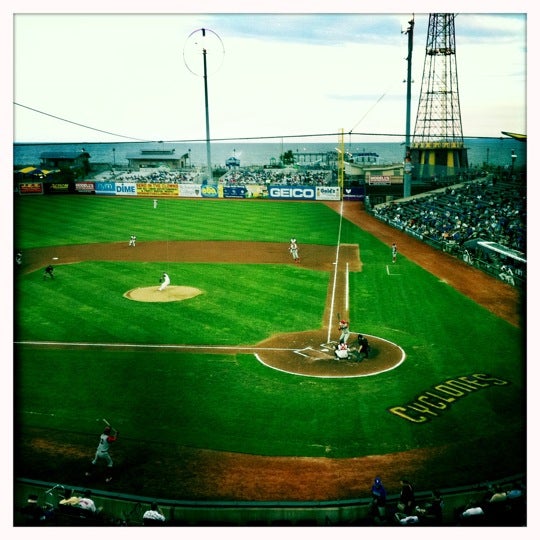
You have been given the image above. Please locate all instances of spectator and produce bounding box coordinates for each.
[369,476,387,522]
[416,489,443,525]
[488,484,507,504]
[397,478,415,515]
[77,490,97,513]
[459,504,485,525]
[59,488,80,507]
[20,494,52,525]
[143,502,166,525]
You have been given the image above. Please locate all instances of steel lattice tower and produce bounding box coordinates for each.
[410,13,468,182]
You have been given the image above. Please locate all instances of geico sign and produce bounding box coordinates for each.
[269,187,315,199]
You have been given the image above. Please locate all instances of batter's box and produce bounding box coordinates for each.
[293,346,334,360]
[386,264,401,276]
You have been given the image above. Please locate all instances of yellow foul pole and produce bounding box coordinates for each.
[338,129,345,198]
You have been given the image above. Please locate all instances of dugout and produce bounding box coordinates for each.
[462,238,526,286]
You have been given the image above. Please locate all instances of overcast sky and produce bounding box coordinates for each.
[7,1,530,145]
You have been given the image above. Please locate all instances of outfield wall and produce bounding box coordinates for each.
[16,181,361,201]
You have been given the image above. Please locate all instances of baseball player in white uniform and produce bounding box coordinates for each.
[86,426,118,482]
[289,238,300,262]
[158,272,170,291]
[334,342,350,360]
[129,235,137,247]
[338,319,350,344]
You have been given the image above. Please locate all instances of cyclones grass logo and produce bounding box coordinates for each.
[388,373,510,423]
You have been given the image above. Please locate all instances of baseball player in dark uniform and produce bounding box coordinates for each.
[43,265,55,279]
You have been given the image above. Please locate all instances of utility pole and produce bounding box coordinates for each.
[403,16,414,198]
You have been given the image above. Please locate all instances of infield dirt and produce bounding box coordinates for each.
[15,202,524,501]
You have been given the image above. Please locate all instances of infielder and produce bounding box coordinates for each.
[129,234,137,247]
[158,272,170,291]
[87,426,118,482]
[289,238,300,262]
[43,265,55,279]
[338,319,350,344]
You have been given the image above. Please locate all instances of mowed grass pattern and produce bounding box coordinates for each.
[15,196,524,461]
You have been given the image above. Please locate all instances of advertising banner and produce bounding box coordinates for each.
[245,185,268,198]
[179,184,203,198]
[223,185,247,198]
[343,186,365,200]
[368,175,391,185]
[114,182,137,195]
[95,182,116,195]
[75,182,96,193]
[316,186,340,201]
[200,184,219,198]
[135,183,179,196]
[268,185,316,200]
[18,182,43,195]
[45,183,72,193]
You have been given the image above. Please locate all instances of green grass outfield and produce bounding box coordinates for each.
[14,196,524,463]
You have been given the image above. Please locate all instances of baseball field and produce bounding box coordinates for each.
[14,195,525,502]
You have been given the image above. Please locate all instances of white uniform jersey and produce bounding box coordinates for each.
[97,433,111,453]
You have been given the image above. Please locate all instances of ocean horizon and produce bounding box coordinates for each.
[14,138,526,170]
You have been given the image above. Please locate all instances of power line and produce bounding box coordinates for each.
[14,102,150,142]
[14,101,516,145]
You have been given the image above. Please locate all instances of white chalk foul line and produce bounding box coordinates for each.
[15,340,296,352]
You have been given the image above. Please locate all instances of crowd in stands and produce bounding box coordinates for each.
[97,167,333,186]
[220,168,332,186]
[18,476,526,526]
[365,476,526,527]
[111,170,200,184]
[373,179,525,252]
[372,178,526,284]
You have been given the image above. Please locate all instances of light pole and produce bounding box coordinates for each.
[510,149,517,179]
[112,147,116,168]
[184,28,224,182]
[402,16,414,198]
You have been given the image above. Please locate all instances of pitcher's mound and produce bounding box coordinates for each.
[124,286,203,302]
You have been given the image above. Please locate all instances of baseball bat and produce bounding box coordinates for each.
[102,418,111,426]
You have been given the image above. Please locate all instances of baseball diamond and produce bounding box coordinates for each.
[14,200,524,502]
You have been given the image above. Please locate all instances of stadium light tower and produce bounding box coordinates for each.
[183,28,225,181]
[402,16,415,197]
[410,14,468,183]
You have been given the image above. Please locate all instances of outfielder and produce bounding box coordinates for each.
[338,319,350,344]
[87,425,118,482]
[158,272,170,291]
[289,238,300,262]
